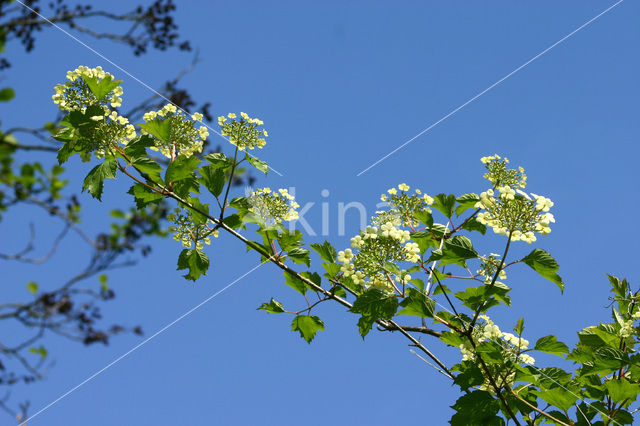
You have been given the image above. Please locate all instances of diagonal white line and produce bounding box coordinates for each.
[356,0,625,176]
[13,0,284,177]
[20,262,265,425]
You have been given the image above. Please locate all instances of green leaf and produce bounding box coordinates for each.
[130,156,163,184]
[398,288,435,318]
[608,274,628,299]
[410,278,425,291]
[128,183,163,208]
[0,87,15,102]
[223,214,243,229]
[461,217,487,235]
[82,159,117,200]
[286,247,310,267]
[139,118,172,144]
[383,261,400,275]
[204,152,230,169]
[533,387,578,412]
[171,177,200,199]
[186,197,209,226]
[591,347,628,374]
[413,209,433,227]
[283,271,308,295]
[410,231,437,255]
[300,271,321,288]
[275,229,303,252]
[291,315,324,343]
[450,391,503,426]
[165,155,200,183]
[310,241,337,263]
[577,327,607,348]
[321,262,341,278]
[124,135,155,160]
[475,340,505,363]
[81,74,122,100]
[246,154,269,174]
[427,235,477,267]
[28,346,48,359]
[258,298,285,314]
[432,193,456,218]
[605,379,640,405]
[534,335,569,356]
[199,165,226,197]
[440,330,466,347]
[331,285,347,298]
[515,318,525,336]
[455,193,479,216]
[177,249,210,281]
[26,282,38,294]
[455,286,502,312]
[521,249,564,292]
[349,289,399,337]
[453,361,485,390]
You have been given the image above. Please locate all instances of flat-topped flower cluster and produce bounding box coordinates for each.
[458,315,535,392]
[167,207,218,250]
[53,66,268,162]
[336,184,437,292]
[142,103,209,158]
[53,66,123,112]
[475,156,555,243]
[379,183,434,227]
[247,188,299,224]
[218,112,267,151]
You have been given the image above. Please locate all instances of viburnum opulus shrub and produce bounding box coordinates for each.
[52,66,640,425]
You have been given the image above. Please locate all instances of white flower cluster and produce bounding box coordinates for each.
[620,320,635,338]
[218,112,267,151]
[458,316,535,367]
[476,253,507,284]
[53,66,123,111]
[474,156,555,244]
[167,208,218,250]
[338,221,421,290]
[84,110,138,158]
[247,188,299,224]
[142,104,208,159]
[379,183,434,227]
[480,154,527,188]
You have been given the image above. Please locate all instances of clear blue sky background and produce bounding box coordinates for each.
[2,1,639,424]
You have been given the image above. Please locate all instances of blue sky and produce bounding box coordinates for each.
[2,1,639,424]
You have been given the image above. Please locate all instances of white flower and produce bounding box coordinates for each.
[519,354,535,365]
[143,111,157,121]
[363,226,378,240]
[531,193,554,212]
[350,235,364,249]
[498,186,516,201]
[337,249,354,263]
